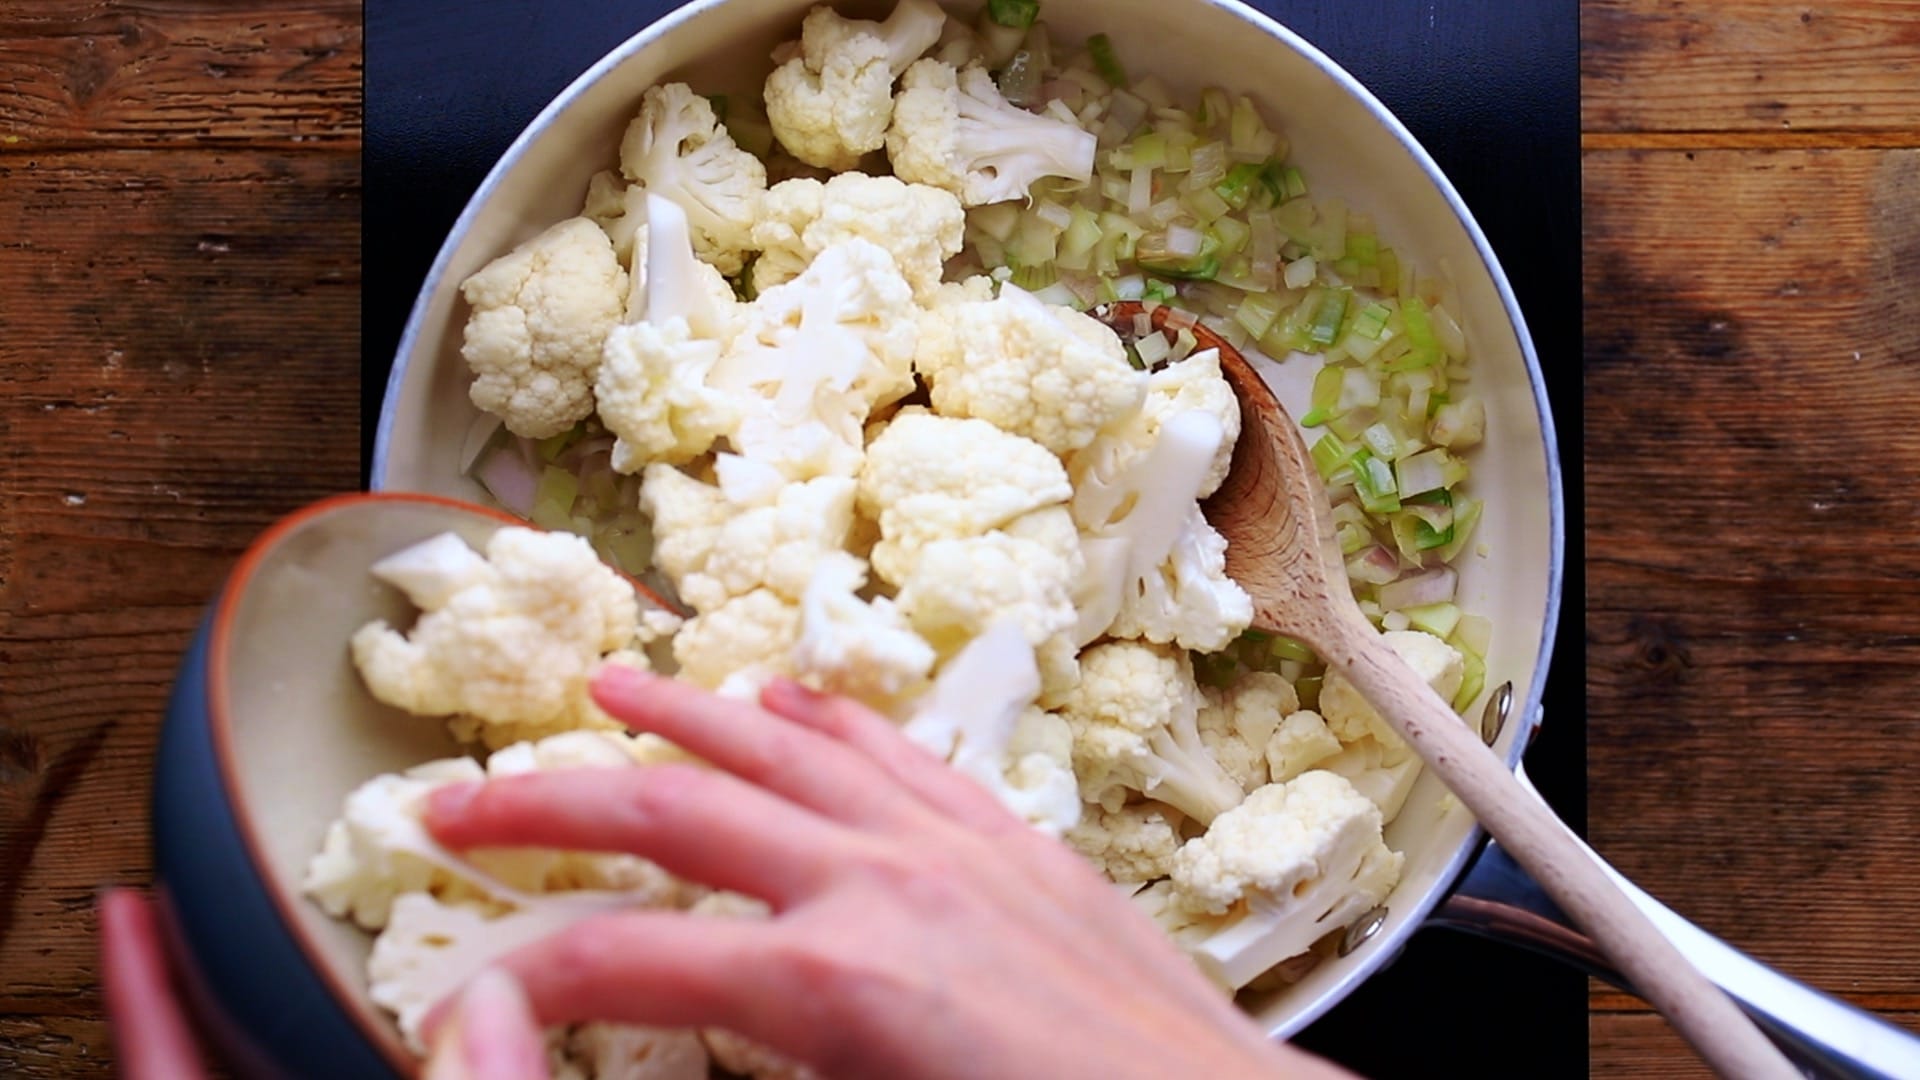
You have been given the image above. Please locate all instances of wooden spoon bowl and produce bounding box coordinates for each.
[1090,300,1795,1079]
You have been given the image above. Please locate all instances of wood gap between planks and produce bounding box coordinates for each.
[1582,130,1920,151]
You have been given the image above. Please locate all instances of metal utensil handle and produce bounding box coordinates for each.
[1432,770,1920,1080]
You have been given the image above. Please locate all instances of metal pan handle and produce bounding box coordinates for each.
[1430,766,1920,1080]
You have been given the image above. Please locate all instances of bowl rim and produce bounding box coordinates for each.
[206,490,528,1074]
[369,0,1565,1042]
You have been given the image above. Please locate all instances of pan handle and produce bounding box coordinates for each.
[1430,768,1920,1080]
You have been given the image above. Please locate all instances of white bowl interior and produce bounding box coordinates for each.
[373,0,1558,1038]
[222,497,503,1060]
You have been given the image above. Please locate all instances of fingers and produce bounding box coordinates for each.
[490,908,806,1049]
[590,665,923,828]
[758,678,1024,836]
[100,890,207,1080]
[426,765,855,906]
[423,969,548,1080]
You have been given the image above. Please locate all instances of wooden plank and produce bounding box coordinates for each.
[0,1014,113,1077]
[1584,146,1920,1009]
[1592,1011,1920,1078]
[1582,0,1920,137]
[0,148,361,1015]
[0,0,360,150]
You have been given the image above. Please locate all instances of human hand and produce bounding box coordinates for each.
[100,888,546,1080]
[423,665,1357,1080]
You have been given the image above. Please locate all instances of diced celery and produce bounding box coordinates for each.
[1198,87,1232,129]
[1452,613,1493,658]
[1378,247,1402,294]
[1361,422,1400,461]
[1274,196,1316,237]
[1351,450,1401,513]
[971,201,1022,242]
[1391,296,1442,372]
[1304,198,1348,260]
[1213,162,1264,210]
[1142,277,1179,303]
[1435,497,1483,562]
[1298,362,1344,426]
[536,426,579,463]
[1394,448,1449,498]
[1310,432,1357,480]
[1130,132,1167,169]
[1210,215,1250,256]
[1452,651,1487,713]
[1389,510,1451,558]
[1308,287,1350,347]
[1295,674,1323,711]
[531,466,580,530]
[1134,329,1172,367]
[1088,33,1128,87]
[1232,290,1284,339]
[988,0,1040,28]
[1269,635,1316,664]
[1402,602,1463,639]
[1010,264,1056,290]
[1283,255,1317,290]
[1183,186,1232,222]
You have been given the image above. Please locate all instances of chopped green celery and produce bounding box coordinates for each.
[1098,212,1144,257]
[603,527,653,576]
[1059,205,1102,259]
[1010,264,1056,290]
[976,8,1026,67]
[1310,432,1357,481]
[1435,497,1483,562]
[531,466,580,530]
[1451,613,1493,658]
[1233,290,1285,340]
[1353,301,1393,341]
[1391,296,1442,372]
[1431,302,1469,361]
[1452,651,1487,713]
[1134,329,1172,367]
[1294,674,1323,711]
[1326,407,1376,443]
[1198,87,1232,129]
[536,425,582,462]
[971,232,1007,268]
[1389,510,1451,558]
[1182,186,1232,222]
[1269,635,1316,664]
[583,468,619,509]
[1088,33,1128,87]
[1229,96,1269,153]
[1162,130,1196,172]
[1130,132,1167,169]
[1006,215,1060,265]
[1441,452,1470,488]
[1213,162,1264,210]
[1283,255,1317,290]
[1304,198,1348,260]
[1275,288,1322,351]
[1193,650,1238,688]
[1360,422,1400,461]
[1346,230,1379,266]
[1136,246,1220,280]
[1135,277,1174,304]
[1402,602,1463,639]
[1335,520,1371,554]
[1308,287,1350,347]
[988,0,1040,28]
[1280,165,1307,200]
[1351,449,1401,513]
[1210,215,1250,256]
[1121,343,1146,370]
[1298,362,1344,426]
[1378,248,1403,294]
[971,202,1022,242]
[1273,196,1316,237]
[1103,273,1147,301]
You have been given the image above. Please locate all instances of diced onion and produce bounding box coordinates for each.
[1378,567,1458,610]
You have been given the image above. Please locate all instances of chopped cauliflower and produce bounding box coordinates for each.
[618,82,766,273]
[1059,640,1245,826]
[857,410,1074,584]
[887,59,1097,206]
[751,173,964,299]
[596,318,735,471]
[1067,803,1184,884]
[1133,348,1243,498]
[1319,734,1424,825]
[903,623,1081,836]
[763,0,946,170]
[1266,710,1344,784]
[703,1029,821,1080]
[1318,629,1465,758]
[303,757,487,931]
[915,283,1146,455]
[460,218,627,439]
[672,588,802,696]
[1155,770,1403,990]
[582,169,649,266]
[793,552,935,708]
[557,1024,710,1080]
[1197,670,1297,794]
[349,528,642,749]
[638,462,734,600]
[895,512,1081,656]
[646,471,856,613]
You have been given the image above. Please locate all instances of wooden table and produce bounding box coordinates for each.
[1,2,1914,1076]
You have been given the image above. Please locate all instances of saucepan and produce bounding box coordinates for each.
[150,0,1919,1076]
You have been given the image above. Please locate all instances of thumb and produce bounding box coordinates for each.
[424,968,550,1080]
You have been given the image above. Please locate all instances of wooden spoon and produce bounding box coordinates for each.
[1093,301,1797,1080]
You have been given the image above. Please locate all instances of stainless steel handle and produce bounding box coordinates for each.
[1431,770,1920,1080]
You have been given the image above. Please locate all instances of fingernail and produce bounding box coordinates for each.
[425,781,480,823]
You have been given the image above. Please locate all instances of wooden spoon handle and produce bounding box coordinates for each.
[1324,621,1799,1080]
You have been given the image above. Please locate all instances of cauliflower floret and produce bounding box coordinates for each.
[857,411,1074,584]
[349,528,641,749]
[1067,803,1184,884]
[558,1024,710,1080]
[460,218,627,439]
[1135,348,1243,498]
[895,510,1081,657]
[1154,770,1404,990]
[793,552,936,708]
[1059,641,1245,825]
[763,0,946,170]
[886,59,1097,206]
[596,318,736,471]
[915,283,1147,455]
[1069,409,1252,651]
[582,169,649,266]
[618,82,766,274]
[1318,629,1466,757]
[647,470,856,614]
[902,623,1081,836]
[1198,670,1298,794]
[672,588,802,696]
[751,173,964,300]
[1318,734,1424,825]
[303,758,488,931]
[1266,710,1345,783]
[702,1030,821,1080]
[639,463,734,600]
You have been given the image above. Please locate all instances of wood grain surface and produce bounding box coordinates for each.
[1,0,1915,1077]
[0,0,362,1074]
[1582,0,1920,1073]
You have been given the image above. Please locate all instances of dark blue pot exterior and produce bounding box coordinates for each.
[154,609,401,1080]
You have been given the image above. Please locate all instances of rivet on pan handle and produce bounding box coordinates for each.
[1480,681,1513,746]
[1338,904,1389,957]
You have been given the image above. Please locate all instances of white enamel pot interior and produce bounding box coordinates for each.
[371,0,1565,1041]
